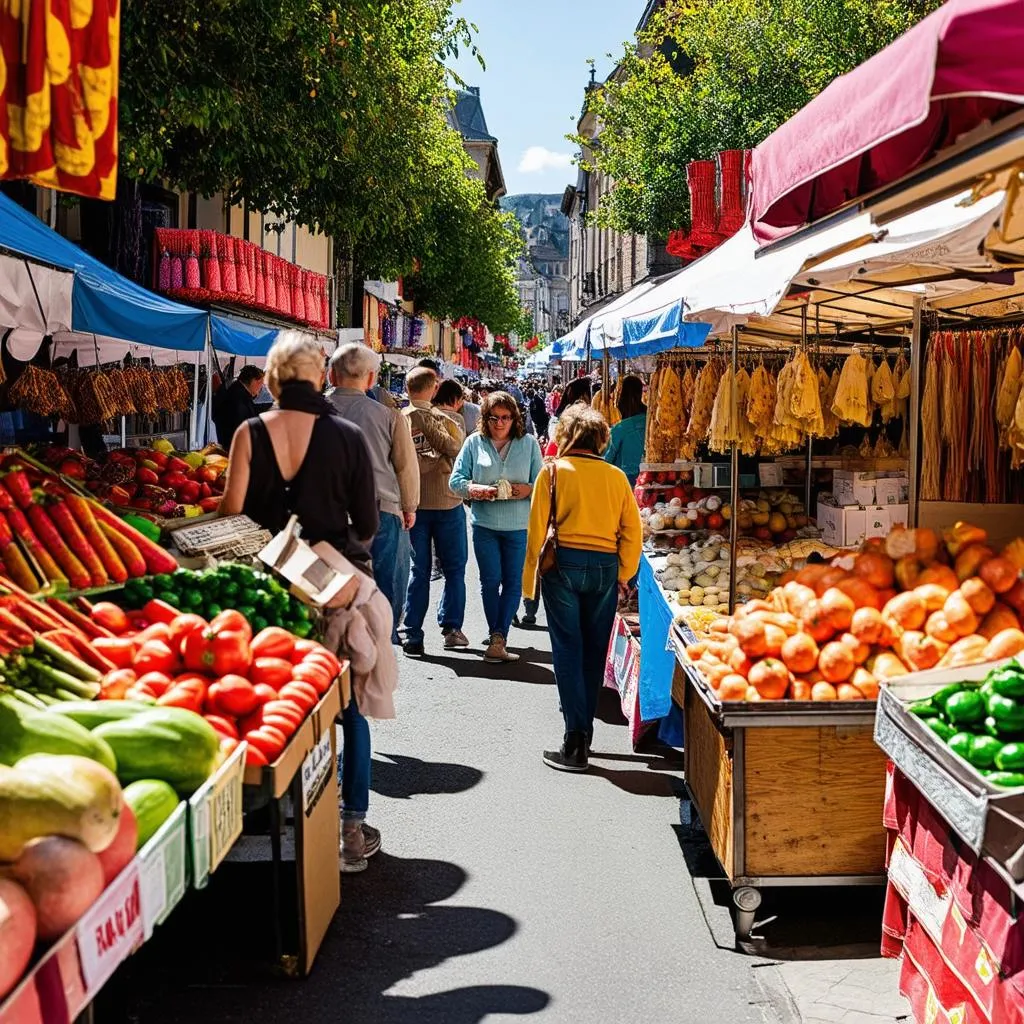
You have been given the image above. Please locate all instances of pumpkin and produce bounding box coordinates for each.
[853,552,895,590]
[835,577,883,610]
[820,588,856,632]
[944,591,980,637]
[748,659,790,700]
[955,544,995,582]
[718,675,749,701]
[800,600,836,643]
[961,577,996,616]
[838,632,871,665]
[850,607,888,646]
[818,641,855,683]
[882,592,927,632]
[896,630,946,671]
[917,565,960,594]
[913,583,951,613]
[781,633,819,674]
[979,603,1021,640]
[925,610,960,645]
[811,681,838,701]
[836,683,864,701]
[983,629,1024,661]
[851,668,879,700]
[979,556,1020,595]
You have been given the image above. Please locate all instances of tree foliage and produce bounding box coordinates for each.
[119,0,523,332]
[576,0,944,236]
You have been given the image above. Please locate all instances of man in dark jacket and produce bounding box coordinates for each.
[213,366,264,446]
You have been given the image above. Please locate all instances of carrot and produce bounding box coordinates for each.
[64,494,128,583]
[0,609,37,647]
[26,505,91,590]
[45,597,115,639]
[97,522,147,578]
[0,544,40,593]
[89,503,178,575]
[4,508,67,585]
[44,500,108,588]
[40,628,117,673]
[1,596,71,634]
[3,469,34,509]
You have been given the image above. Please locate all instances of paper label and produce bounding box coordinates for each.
[208,743,245,871]
[758,463,784,487]
[76,864,144,996]
[301,730,333,816]
[138,848,166,941]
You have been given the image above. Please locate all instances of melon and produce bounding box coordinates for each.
[768,512,788,534]
[0,878,36,999]
[4,837,104,940]
[96,805,138,885]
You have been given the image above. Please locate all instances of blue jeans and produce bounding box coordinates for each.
[338,694,370,821]
[371,512,411,643]
[472,525,527,639]
[404,507,468,643]
[541,548,620,735]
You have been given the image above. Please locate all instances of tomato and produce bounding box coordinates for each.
[291,662,332,696]
[91,602,130,635]
[262,713,298,738]
[250,657,293,690]
[93,637,137,669]
[135,671,172,696]
[183,627,251,677]
[290,638,325,665]
[157,686,203,712]
[279,681,318,711]
[253,683,278,705]
[210,610,252,642]
[244,745,268,767]
[263,699,305,726]
[302,651,340,679]
[133,639,178,676]
[99,668,136,700]
[245,727,286,762]
[135,622,172,645]
[250,627,295,661]
[142,599,182,624]
[172,672,208,695]
[239,707,264,734]
[204,714,239,739]
[168,613,208,653]
[125,683,156,701]
[304,644,340,677]
[208,675,259,717]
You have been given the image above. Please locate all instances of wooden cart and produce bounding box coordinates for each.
[672,630,889,940]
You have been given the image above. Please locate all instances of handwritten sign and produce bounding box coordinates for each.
[75,864,143,996]
[209,742,245,871]
[301,730,333,815]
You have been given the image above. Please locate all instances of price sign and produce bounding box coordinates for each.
[138,848,166,941]
[301,730,333,816]
[75,863,144,996]
[208,742,245,871]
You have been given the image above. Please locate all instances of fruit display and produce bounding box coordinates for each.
[721,489,810,542]
[36,441,227,519]
[0,454,179,594]
[907,658,1024,788]
[655,537,767,616]
[85,599,340,769]
[117,563,316,639]
[684,521,1024,702]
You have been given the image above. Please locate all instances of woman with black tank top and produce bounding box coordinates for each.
[220,332,384,873]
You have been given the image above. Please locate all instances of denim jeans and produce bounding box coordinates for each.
[337,693,370,821]
[404,507,468,643]
[541,547,620,735]
[371,512,411,643]
[472,525,528,639]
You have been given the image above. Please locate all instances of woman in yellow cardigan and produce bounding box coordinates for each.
[522,404,643,772]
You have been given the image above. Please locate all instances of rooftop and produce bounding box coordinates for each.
[452,86,498,144]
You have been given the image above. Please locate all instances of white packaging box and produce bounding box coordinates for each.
[833,470,876,507]
[873,478,903,505]
[817,500,867,548]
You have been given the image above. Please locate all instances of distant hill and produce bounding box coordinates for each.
[502,194,570,258]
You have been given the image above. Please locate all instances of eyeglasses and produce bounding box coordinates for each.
[487,415,512,424]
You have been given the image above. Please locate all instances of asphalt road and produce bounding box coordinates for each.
[100,550,777,1024]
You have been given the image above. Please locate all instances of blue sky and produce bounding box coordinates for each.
[451,0,645,198]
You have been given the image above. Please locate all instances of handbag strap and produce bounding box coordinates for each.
[547,462,558,536]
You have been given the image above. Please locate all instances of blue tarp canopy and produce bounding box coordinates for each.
[210,313,280,358]
[619,303,711,355]
[0,193,208,351]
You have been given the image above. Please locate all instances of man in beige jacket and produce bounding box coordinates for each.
[402,367,468,656]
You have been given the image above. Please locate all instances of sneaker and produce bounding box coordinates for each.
[361,822,381,858]
[443,628,469,649]
[483,632,519,663]
[543,731,589,773]
[341,822,369,873]
[403,639,425,657]
[521,614,537,626]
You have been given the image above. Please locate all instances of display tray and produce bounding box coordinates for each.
[670,625,878,728]
[874,659,1024,878]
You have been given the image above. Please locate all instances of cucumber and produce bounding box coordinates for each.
[46,700,153,731]
[995,742,1024,772]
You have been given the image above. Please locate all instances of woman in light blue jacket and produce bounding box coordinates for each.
[604,375,647,487]
[450,391,543,664]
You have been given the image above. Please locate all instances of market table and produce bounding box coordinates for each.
[673,627,889,940]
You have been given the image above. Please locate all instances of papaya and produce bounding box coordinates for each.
[0,704,116,773]
[46,700,153,731]
[123,780,180,848]
[0,755,123,861]
[94,708,219,794]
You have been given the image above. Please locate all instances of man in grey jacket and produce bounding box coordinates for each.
[329,344,419,640]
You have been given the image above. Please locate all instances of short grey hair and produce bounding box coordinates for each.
[329,342,381,381]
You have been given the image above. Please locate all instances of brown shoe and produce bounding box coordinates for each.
[483,632,519,663]
[340,821,368,873]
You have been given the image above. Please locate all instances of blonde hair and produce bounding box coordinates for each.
[265,331,326,399]
[555,403,610,456]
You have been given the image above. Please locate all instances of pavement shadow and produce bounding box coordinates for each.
[371,752,484,799]
[586,763,682,797]
[103,853,550,1024]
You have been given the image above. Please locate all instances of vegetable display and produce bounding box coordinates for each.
[687,521,1024,701]
[908,659,1024,787]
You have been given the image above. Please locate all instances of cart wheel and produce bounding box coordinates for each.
[732,886,761,941]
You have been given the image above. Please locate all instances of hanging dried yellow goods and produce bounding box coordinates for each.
[996,345,1022,449]
[920,344,941,500]
[871,358,895,407]
[735,368,757,455]
[644,365,662,459]
[1010,379,1024,470]
[790,352,824,435]
[819,367,839,438]
[708,367,736,453]
[831,353,871,427]
[687,359,719,442]
[680,365,696,423]
[745,363,775,437]
[653,364,683,461]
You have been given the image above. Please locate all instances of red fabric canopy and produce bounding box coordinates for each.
[750,0,1024,245]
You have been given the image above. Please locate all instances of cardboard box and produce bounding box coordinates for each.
[259,516,362,607]
[833,470,876,507]
[873,477,903,506]
[817,499,867,548]
[758,463,784,487]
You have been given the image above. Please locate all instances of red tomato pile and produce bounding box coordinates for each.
[91,599,338,767]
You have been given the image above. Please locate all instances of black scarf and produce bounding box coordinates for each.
[277,379,335,415]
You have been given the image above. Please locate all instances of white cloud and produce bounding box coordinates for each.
[518,146,574,174]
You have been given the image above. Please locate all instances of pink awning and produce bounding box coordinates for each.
[750,0,1024,245]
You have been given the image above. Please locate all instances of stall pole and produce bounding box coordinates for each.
[804,308,813,516]
[189,331,204,450]
[728,325,740,613]
[907,296,924,527]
